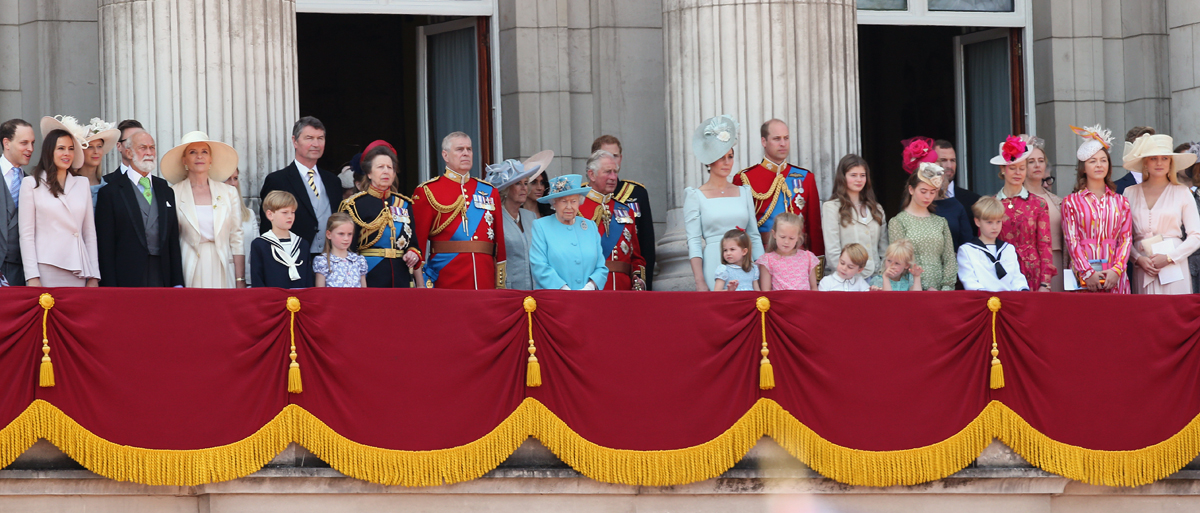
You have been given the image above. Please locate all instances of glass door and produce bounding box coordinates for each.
[954,28,1023,196]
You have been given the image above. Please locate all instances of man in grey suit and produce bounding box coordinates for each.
[0,119,34,285]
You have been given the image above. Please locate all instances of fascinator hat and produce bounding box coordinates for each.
[485,150,554,191]
[901,136,937,174]
[692,115,739,166]
[538,174,591,204]
[1123,133,1198,174]
[1069,125,1113,162]
[80,118,120,157]
[915,162,945,190]
[39,116,88,169]
[989,135,1033,166]
[160,131,240,184]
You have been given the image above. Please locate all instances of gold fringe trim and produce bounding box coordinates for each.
[2,399,1200,488]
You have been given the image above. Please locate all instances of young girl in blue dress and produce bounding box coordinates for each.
[714,229,760,291]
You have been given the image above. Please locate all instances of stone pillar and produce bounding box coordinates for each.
[654,0,860,291]
[98,0,298,204]
[1,0,101,130]
[1169,0,1200,142]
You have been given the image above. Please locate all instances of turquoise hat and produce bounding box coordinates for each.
[692,115,740,166]
[538,174,591,204]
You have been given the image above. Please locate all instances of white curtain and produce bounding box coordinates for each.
[427,26,481,177]
[963,36,1011,196]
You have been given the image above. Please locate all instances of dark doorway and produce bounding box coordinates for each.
[858,25,959,217]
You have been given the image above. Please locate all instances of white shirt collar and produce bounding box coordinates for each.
[1132,171,1143,184]
[996,186,1029,201]
[127,167,153,188]
[120,162,134,175]
[0,155,14,181]
[295,159,317,175]
[946,180,956,198]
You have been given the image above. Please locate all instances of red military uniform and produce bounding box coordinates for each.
[579,190,646,290]
[732,158,823,255]
[411,168,507,289]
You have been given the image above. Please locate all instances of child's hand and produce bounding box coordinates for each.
[911,265,924,278]
[726,280,739,290]
[869,285,882,292]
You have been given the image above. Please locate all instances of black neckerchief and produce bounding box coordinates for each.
[965,237,1008,279]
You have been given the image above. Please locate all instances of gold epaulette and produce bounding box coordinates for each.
[339,191,368,211]
[391,191,414,204]
[615,182,636,203]
[622,179,645,188]
[475,177,495,187]
[416,176,440,188]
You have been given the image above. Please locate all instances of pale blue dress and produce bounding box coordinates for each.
[683,185,765,289]
[529,214,609,290]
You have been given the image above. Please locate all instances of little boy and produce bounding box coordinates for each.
[957,196,1028,292]
[818,243,871,291]
[250,191,315,288]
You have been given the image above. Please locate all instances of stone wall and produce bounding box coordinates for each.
[497,0,668,240]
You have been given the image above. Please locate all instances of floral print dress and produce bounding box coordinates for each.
[997,188,1054,290]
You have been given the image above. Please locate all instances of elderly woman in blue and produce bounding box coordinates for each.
[529,174,608,290]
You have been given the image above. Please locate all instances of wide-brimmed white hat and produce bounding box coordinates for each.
[989,135,1033,166]
[39,116,87,169]
[160,131,239,184]
[1123,134,1198,173]
[80,118,120,157]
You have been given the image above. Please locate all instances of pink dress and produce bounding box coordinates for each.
[756,250,820,290]
[997,189,1054,290]
[1124,184,1200,295]
[1061,188,1132,294]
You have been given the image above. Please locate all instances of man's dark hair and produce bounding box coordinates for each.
[1125,126,1155,143]
[591,135,622,154]
[292,116,325,140]
[934,139,954,150]
[117,119,144,144]
[0,119,32,146]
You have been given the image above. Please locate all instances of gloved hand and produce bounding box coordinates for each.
[561,284,571,290]
[583,280,597,290]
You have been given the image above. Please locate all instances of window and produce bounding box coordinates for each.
[857,0,907,10]
[929,0,1013,12]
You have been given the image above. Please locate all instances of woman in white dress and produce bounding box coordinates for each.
[164,131,245,288]
[684,115,765,291]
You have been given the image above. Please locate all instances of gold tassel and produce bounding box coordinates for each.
[988,297,1004,389]
[757,297,774,390]
[38,293,55,387]
[287,297,302,394]
[524,297,541,387]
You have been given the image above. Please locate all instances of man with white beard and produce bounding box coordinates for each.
[94,130,185,287]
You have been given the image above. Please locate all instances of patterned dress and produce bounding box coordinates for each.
[887,211,956,290]
[997,188,1054,290]
[1060,188,1132,294]
[313,252,369,288]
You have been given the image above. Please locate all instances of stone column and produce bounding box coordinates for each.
[654,0,860,291]
[1169,0,1200,142]
[98,0,298,204]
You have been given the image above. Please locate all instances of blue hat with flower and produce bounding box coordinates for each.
[692,115,740,166]
[538,174,591,204]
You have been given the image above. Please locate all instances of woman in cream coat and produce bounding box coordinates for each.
[163,131,245,288]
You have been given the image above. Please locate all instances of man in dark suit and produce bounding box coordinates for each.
[934,139,981,215]
[258,116,340,257]
[0,119,34,285]
[95,130,185,287]
[1115,126,1155,195]
[592,135,656,289]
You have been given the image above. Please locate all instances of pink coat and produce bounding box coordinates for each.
[18,174,100,281]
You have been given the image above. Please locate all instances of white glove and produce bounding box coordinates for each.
[583,280,597,290]
[561,284,571,290]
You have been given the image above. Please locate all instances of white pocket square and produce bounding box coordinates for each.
[166,201,172,207]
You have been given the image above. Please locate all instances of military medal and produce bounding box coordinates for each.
[627,200,641,218]
[488,228,495,241]
[623,228,631,240]
[793,194,805,211]
[485,211,494,226]
[620,240,629,254]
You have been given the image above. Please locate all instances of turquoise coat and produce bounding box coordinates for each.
[530,214,608,290]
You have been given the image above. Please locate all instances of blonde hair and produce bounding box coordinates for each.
[263,190,298,212]
[841,243,869,268]
[972,196,1007,221]
[884,239,915,267]
[322,212,355,263]
[721,229,753,272]
[768,212,806,253]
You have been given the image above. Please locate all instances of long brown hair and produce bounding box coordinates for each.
[1073,147,1116,194]
[831,154,883,227]
[31,129,76,197]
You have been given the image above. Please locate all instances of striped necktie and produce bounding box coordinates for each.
[307,169,320,198]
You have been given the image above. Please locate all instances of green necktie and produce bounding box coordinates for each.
[138,176,153,203]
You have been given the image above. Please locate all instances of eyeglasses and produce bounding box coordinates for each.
[1042,176,1055,188]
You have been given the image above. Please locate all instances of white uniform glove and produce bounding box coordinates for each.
[561,284,571,290]
[583,280,597,290]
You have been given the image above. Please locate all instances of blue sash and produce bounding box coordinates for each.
[599,215,624,256]
[425,182,493,285]
[363,196,412,272]
[759,166,809,234]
